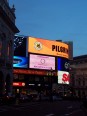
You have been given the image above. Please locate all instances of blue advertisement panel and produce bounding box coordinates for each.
[13,56,28,68]
[13,35,28,68]
[57,57,70,72]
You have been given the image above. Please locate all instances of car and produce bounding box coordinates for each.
[82,97,87,108]
[41,95,49,101]
[19,94,29,102]
[1,94,15,104]
[27,94,39,101]
[53,95,63,101]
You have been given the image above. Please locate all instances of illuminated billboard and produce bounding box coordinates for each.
[29,54,55,70]
[14,35,28,57]
[13,82,25,87]
[58,71,70,84]
[13,56,28,68]
[28,37,69,58]
[57,57,70,72]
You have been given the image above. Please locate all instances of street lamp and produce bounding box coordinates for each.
[47,68,54,101]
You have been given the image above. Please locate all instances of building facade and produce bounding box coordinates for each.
[0,0,19,96]
[13,35,72,96]
[70,55,87,99]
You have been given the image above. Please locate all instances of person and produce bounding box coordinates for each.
[39,92,41,101]
[15,93,20,105]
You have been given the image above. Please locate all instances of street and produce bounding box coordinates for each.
[0,100,87,116]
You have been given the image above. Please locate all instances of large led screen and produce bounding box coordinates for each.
[13,56,28,68]
[14,35,28,57]
[28,37,69,58]
[58,71,70,84]
[57,57,70,72]
[29,54,55,70]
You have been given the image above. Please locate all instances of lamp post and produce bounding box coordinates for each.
[49,68,53,101]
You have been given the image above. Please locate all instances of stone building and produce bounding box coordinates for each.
[70,55,87,99]
[0,0,19,96]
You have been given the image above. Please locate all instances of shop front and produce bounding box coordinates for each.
[13,69,57,96]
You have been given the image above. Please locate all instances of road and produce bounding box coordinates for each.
[0,100,87,116]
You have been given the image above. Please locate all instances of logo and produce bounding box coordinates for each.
[40,59,45,64]
[13,59,22,64]
[34,42,42,50]
[64,62,70,69]
[62,73,70,83]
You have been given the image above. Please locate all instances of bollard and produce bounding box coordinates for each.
[15,98,19,105]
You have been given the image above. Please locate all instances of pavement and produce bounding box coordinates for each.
[79,101,87,115]
[1,99,87,115]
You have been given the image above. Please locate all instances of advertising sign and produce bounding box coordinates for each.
[28,37,69,58]
[57,57,70,72]
[13,82,25,87]
[58,71,70,84]
[14,35,28,57]
[13,69,47,75]
[29,54,55,70]
[13,56,28,68]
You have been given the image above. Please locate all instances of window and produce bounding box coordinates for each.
[83,78,85,86]
[78,78,81,86]
[7,44,10,57]
[0,41,2,56]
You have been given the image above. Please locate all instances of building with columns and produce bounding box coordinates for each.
[70,55,87,99]
[0,0,19,96]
